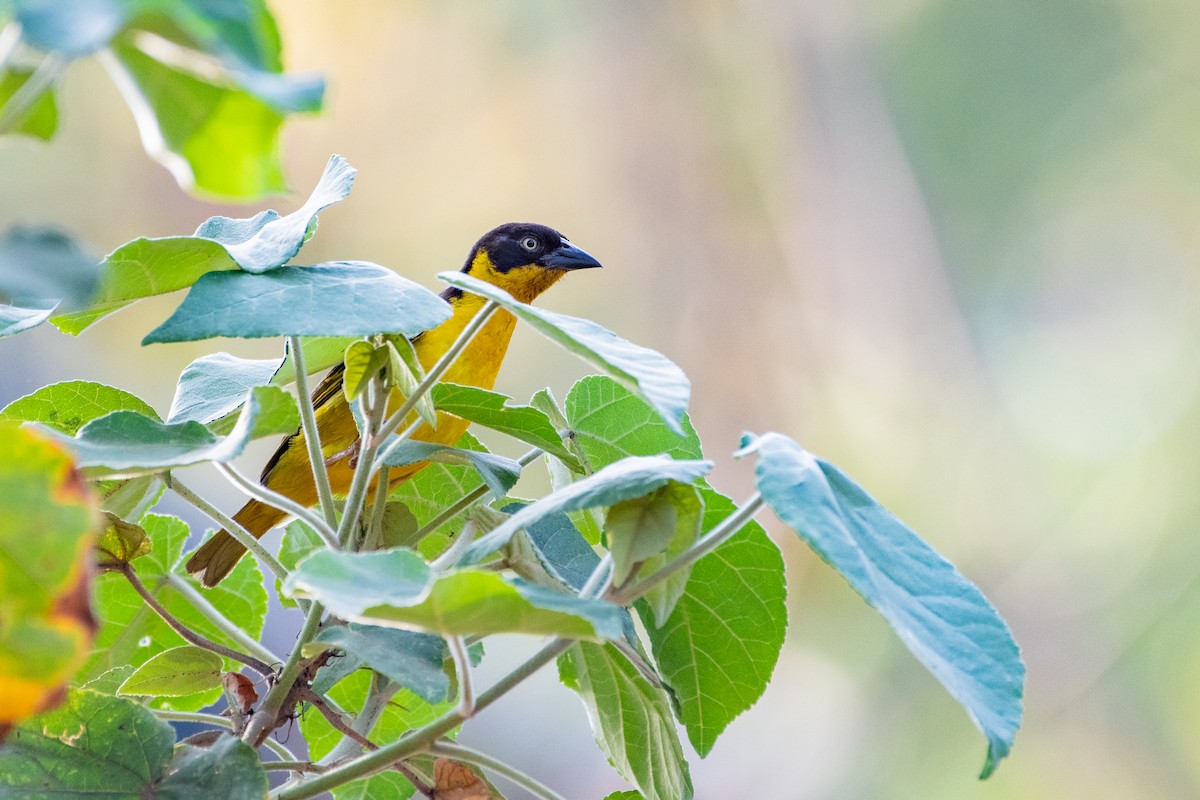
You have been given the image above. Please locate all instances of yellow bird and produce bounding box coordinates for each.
[186,223,602,586]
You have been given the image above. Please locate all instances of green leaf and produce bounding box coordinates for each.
[276,518,324,609]
[388,430,491,557]
[302,670,451,800]
[110,39,288,200]
[0,226,97,308]
[566,375,703,469]
[0,425,97,726]
[500,504,599,592]
[382,440,520,501]
[84,514,267,709]
[118,645,223,697]
[192,154,355,272]
[386,334,436,426]
[0,690,175,797]
[739,431,1025,777]
[312,623,449,704]
[459,455,713,566]
[50,385,297,475]
[0,379,159,433]
[431,383,580,469]
[607,481,702,591]
[604,793,646,800]
[640,486,786,756]
[51,236,238,335]
[80,665,136,694]
[0,68,58,139]
[143,262,452,344]
[168,351,283,424]
[156,734,268,799]
[342,340,388,401]
[441,271,691,434]
[286,548,625,640]
[13,2,129,55]
[559,643,693,800]
[0,300,57,338]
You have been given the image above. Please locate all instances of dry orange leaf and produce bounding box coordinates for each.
[433,757,494,800]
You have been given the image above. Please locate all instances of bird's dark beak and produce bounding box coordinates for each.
[542,239,602,271]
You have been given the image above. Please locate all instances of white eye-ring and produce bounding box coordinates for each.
[520,236,539,251]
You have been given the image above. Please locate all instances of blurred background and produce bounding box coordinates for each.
[3,1,1199,797]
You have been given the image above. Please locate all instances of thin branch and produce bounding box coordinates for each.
[0,22,22,71]
[363,464,391,551]
[425,741,569,800]
[288,335,339,530]
[215,461,338,548]
[167,473,289,583]
[447,636,474,719]
[263,761,327,774]
[335,378,391,548]
[409,446,543,544]
[0,51,64,134]
[298,687,377,751]
[612,492,765,604]
[163,573,281,667]
[119,564,273,676]
[320,675,398,765]
[242,601,325,746]
[578,553,612,598]
[272,637,574,799]
[429,520,477,574]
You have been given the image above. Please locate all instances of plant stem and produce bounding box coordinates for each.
[613,491,765,604]
[152,709,297,761]
[242,601,325,746]
[288,335,339,530]
[0,51,63,134]
[429,520,477,573]
[263,761,325,773]
[447,636,474,718]
[0,23,22,72]
[215,462,338,549]
[425,741,569,800]
[409,446,543,544]
[167,473,289,583]
[375,300,500,444]
[119,565,273,676]
[320,675,398,765]
[334,388,392,548]
[578,553,612,598]
[163,573,281,667]
[272,637,574,800]
[363,464,390,550]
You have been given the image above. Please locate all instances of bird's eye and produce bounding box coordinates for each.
[520,236,539,252]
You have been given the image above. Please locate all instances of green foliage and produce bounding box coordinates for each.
[739,432,1025,777]
[0,689,266,798]
[0,150,1024,795]
[559,642,693,800]
[3,0,323,199]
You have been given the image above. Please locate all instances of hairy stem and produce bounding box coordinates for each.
[119,565,272,676]
[429,520,477,574]
[167,473,288,582]
[215,462,338,548]
[163,573,281,667]
[272,637,574,799]
[335,380,391,547]
[447,636,474,718]
[425,741,569,800]
[288,335,339,530]
[242,601,324,746]
[363,464,391,550]
[320,675,398,765]
[0,51,63,134]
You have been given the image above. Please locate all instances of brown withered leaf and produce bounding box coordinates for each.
[433,758,494,800]
[222,672,259,714]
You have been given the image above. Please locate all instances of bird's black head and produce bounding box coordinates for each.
[459,222,602,303]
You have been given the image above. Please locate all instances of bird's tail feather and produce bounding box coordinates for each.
[185,499,286,587]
